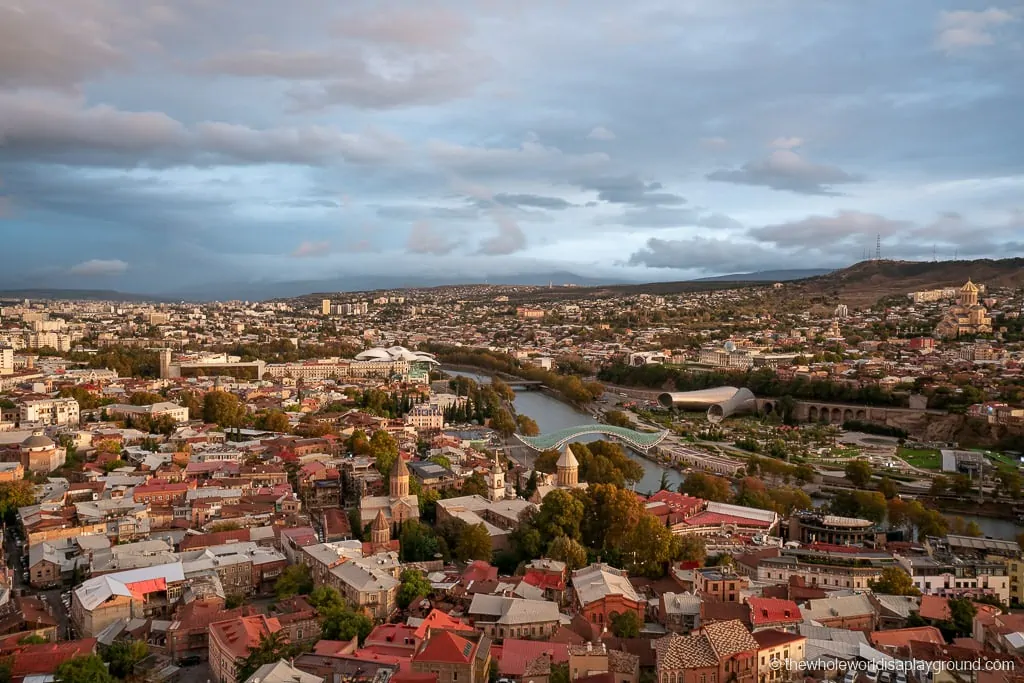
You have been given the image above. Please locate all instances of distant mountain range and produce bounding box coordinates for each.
[4,259,1016,303]
[0,288,168,303]
[694,268,833,282]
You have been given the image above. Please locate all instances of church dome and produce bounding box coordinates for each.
[21,432,55,449]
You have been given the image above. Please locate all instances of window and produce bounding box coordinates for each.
[453,674,458,681]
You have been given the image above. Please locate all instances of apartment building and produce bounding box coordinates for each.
[19,397,80,426]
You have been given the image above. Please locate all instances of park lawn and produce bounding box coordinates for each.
[897,447,942,470]
[984,451,1022,469]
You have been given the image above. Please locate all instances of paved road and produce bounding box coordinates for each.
[5,527,73,639]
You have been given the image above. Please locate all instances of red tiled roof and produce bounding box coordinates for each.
[498,639,569,677]
[682,511,772,528]
[747,598,802,626]
[210,614,282,660]
[413,609,474,641]
[10,639,98,680]
[179,528,250,550]
[870,626,945,650]
[752,630,806,650]
[414,631,476,665]
[523,568,566,591]
[462,560,498,584]
[918,595,951,621]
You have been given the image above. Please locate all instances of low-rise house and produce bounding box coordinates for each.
[27,534,110,588]
[166,597,255,664]
[696,569,749,603]
[6,638,98,683]
[71,562,186,637]
[800,594,876,632]
[209,614,282,683]
[572,564,644,630]
[412,630,492,683]
[659,592,701,634]
[654,620,759,683]
[329,559,400,620]
[467,595,561,640]
[522,559,569,604]
[746,598,802,633]
[568,642,640,683]
[753,630,806,683]
[242,660,324,683]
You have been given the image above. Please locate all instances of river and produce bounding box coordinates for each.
[446,369,1021,539]
[445,369,683,494]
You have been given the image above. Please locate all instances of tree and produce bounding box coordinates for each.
[457,523,493,562]
[679,472,732,502]
[579,484,645,560]
[489,408,516,437]
[461,473,489,497]
[869,567,921,596]
[275,564,313,598]
[534,489,584,541]
[951,474,973,496]
[944,598,977,639]
[610,610,641,638]
[877,476,899,500]
[55,656,117,683]
[671,534,706,564]
[103,640,149,679]
[767,488,813,516]
[18,635,48,645]
[321,604,373,643]
[400,520,441,562]
[397,569,432,609]
[128,391,164,406]
[0,480,36,522]
[255,410,291,433]
[929,475,950,497]
[210,521,242,532]
[369,430,399,477]
[515,414,540,436]
[658,470,672,492]
[622,514,674,578]
[604,411,632,428]
[547,536,588,569]
[844,460,873,488]
[202,390,246,427]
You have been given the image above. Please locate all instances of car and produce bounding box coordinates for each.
[880,672,892,683]
[896,674,907,683]
[843,671,857,683]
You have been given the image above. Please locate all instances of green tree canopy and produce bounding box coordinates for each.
[546,536,588,570]
[102,640,149,679]
[869,567,921,596]
[610,610,641,638]
[275,564,313,599]
[515,414,540,437]
[202,390,246,427]
[844,459,873,488]
[397,569,432,609]
[399,520,441,562]
[456,522,493,562]
[56,655,117,683]
[679,472,732,502]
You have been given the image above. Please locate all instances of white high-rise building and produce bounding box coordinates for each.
[0,346,13,376]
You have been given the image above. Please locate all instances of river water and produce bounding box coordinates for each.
[445,369,683,494]
[445,369,1018,538]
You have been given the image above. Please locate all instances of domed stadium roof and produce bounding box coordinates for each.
[354,346,439,364]
[21,433,55,449]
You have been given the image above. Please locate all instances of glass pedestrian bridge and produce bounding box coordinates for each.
[514,424,670,452]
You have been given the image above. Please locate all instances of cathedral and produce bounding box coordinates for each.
[531,443,588,502]
[360,456,420,529]
[935,280,993,339]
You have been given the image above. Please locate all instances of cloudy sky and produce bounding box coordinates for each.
[1,0,1022,294]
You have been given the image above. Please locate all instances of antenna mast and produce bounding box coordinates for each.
[875,234,881,261]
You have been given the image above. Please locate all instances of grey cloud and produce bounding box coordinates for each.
[492,194,574,210]
[430,140,609,178]
[580,175,686,206]
[196,50,357,79]
[69,259,128,276]
[599,207,742,230]
[749,211,911,249]
[334,5,471,50]
[292,241,331,258]
[478,213,527,255]
[0,93,406,167]
[627,237,786,272]
[587,126,616,141]
[936,8,1016,52]
[707,149,863,195]
[0,3,125,90]
[407,221,457,255]
[376,205,480,221]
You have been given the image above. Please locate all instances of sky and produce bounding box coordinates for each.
[0,0,1022,295]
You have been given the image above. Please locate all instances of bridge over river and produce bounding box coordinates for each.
[515,424,670,452]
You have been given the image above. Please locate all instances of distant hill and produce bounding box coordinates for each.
[0,288,165,303]
[695,268,832,282]
[794,258,1024,306]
